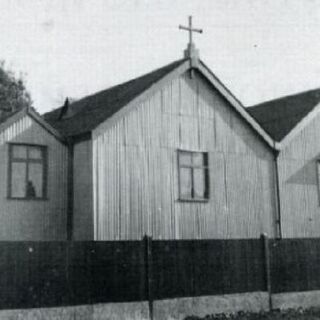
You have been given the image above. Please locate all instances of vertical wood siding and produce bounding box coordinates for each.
[0,115,68,240]
[93,71,276,240]
[279,112,320,237]
[73,139,93,240]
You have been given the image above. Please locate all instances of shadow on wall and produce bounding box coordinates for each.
[286,156,320,186]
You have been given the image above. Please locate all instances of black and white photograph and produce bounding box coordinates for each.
[0,1,320,319]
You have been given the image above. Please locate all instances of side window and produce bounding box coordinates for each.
[317,160,320,204]
[178,150,209,201]
[8,144,47,199]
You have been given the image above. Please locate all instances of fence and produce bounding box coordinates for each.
[0,236,319,313]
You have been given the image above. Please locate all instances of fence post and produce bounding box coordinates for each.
[261,233,272,311]
[144,235,153,320]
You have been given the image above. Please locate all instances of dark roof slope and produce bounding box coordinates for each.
[247,88,320,142]
[44,59,187,137]
[0,109,21,126]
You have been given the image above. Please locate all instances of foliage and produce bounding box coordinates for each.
[185,308,320,320]
[0,61,32,119]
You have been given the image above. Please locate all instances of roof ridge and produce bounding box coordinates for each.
[43,58,187,120]
[247,86,320,142]
[199,60,245,107]
[43,58,188,137]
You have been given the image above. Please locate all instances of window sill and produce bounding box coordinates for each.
[7,197,49,201]
[178,198,209,203]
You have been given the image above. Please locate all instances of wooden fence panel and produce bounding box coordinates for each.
[0,238,320,310]
[308,240,320,290]
[0,242,68,309]
[221,240,264,294]
[152,239,265,299]
[90,241,146,303]
[67,241,94,305]
[193,240,264,296]
[270,239,320,293]
[152,240,195,300]
[193,240,225,296]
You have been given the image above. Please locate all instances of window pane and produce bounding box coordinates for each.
[28,163,43,198]
[193,168,206,198]
[193,153,204,166]
[11,162,26,198]
[180,168,192,198]
[29,147,43,160]
[179,152,192,166]
[12,145,27,159]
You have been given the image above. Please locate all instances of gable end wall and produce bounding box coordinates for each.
[0,115,68,240]
[92,71,277,240]
[279,110,320,237]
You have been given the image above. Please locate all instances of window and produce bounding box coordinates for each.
[317,160,320,204]
[8,144,47,199]
[178,150,209,201]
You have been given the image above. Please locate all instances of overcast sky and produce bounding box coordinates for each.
[0,0,320,113]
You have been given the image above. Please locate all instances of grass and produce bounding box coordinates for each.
[185,308,320,320]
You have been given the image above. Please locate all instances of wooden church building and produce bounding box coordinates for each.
[1,22,320,240]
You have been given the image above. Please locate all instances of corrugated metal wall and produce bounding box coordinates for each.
[73,139,93,240]
[93,71,276,240]
[0,115,68,240]
[279,112,320,237]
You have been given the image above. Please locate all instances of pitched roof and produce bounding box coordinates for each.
[43,57,276,149]
[43,59,187,138]
[0,108,65,143]
[0,109,20,126]
[247,88,320,142]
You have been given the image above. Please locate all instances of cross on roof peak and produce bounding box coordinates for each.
[179,16,203,59]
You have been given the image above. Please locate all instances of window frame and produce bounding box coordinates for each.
[317,160,320,206]
[7,143,48,200]
[177,149,209,202]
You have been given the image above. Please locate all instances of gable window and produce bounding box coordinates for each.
[8,144,47,200]
[178,150,209,201]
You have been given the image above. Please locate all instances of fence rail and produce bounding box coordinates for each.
[0,236,319,311]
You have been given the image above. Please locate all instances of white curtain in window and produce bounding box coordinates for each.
[180,167,192,198]
[11,162,26,198]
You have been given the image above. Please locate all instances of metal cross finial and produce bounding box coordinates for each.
[179,16,203,47]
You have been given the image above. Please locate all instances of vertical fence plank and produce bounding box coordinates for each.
[261,234,272,310]
[144,235,153,320]
[67,241,93,305]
